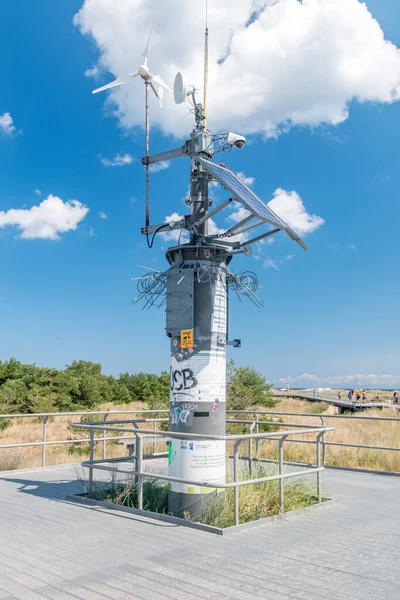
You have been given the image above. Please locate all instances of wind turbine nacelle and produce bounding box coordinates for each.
[227,132,247,149]
[139,64,151,78]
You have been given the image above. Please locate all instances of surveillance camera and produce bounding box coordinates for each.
[227,132,246,149]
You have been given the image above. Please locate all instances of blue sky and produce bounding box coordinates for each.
[0,0,399,388]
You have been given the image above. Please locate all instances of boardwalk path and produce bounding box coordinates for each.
[0,465,399,599]
[274,392,398,411]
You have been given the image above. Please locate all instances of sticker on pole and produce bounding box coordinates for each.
[180,329,194,349]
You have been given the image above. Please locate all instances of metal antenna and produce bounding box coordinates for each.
[145,81,150,229]
[203,0,209,130]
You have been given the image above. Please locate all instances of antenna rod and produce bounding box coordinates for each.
[203,0,209,130]
[145,81,150,227]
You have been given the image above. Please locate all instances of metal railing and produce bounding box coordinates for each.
[71,418,333,526]
[0,409,168,466]
[1,407,400,474]
[227,410,400,470]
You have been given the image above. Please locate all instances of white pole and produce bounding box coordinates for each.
[145,81,150,227]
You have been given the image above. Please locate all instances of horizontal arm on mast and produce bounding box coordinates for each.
[141,217,186,235]
[142,144,189,166]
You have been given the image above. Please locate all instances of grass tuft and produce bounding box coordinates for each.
[0,450,25,471]
[88,462,319,528]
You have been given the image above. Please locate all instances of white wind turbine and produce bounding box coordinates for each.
[92,17,172,231]
[92,17,172,105]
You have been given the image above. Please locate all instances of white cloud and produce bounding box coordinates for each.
[236,172,255,187]
[85,65,100,78]
[34,189,42,196]
[329,242,357,251]
[148,160,170,173]
[268,188,324,235]
[100,153,134,167]
[74,0,400,137]
[98,211,108,219]
[159,212,189,243]
[264,253,294,270]
[226,205,252,225]
[264,258,279,271]
[281,373,400,388]
[0,112,18,136]
[0,195,89,240]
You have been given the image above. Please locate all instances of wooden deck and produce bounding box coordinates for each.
[274,392,398,411]
[1,464,400,599]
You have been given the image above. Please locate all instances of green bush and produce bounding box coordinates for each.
[0,357,169,416]
[0,418,10,432]
[227,359,277,411]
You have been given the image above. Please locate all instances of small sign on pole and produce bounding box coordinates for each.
[180,329,194,349]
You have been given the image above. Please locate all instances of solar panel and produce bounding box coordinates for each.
[199,158,307,250]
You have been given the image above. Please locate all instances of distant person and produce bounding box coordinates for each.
[393,391,399,404]
[356,390,361,403]
[338,391,342,401]
[347,390,352,402]
[362,390,367,402]
[313,388,317,397]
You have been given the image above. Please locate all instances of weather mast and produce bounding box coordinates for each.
[93,14,307,517]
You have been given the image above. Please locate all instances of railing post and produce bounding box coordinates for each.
[153,413,157,455]
[42,416,48,467]
[233,440,240,526]
[320,416,326,466]
[88,428,94,496]
[316,432,323,503]
[279,435,287,512]
[255,414,259,458]
[102,413,108,460]
[249,422,256,476]
[136,434,143,510]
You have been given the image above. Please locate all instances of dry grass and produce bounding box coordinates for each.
[257,397,400,473]
[0,400,150,471]
[1,395,399,474]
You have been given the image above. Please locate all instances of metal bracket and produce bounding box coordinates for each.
[226,339,241,348]
[141,217,187,236]
[142,143,189,166]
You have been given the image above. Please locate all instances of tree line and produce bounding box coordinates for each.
[0,358,169,414]
[0,357,275,415]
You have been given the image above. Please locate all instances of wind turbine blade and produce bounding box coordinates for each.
[149,81,163,107]
[151,74,173,93]
[142,17,155,65]
[92,72,139,94]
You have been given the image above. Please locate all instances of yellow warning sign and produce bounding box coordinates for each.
[180,329,194,349]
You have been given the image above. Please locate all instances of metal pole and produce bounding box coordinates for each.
[88,428,94,496]
[42,416,48,467]
[145,81,150,228]
[137,434,143,510]
[153,413,157,455]
[320,416,326,466]
[102,413,108,460]
[203,4,209,130]
[255,414,259,459]
[233,440,240,526]
[249,422,255,476]
[316,432,322,503]
[279,435,287,512]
